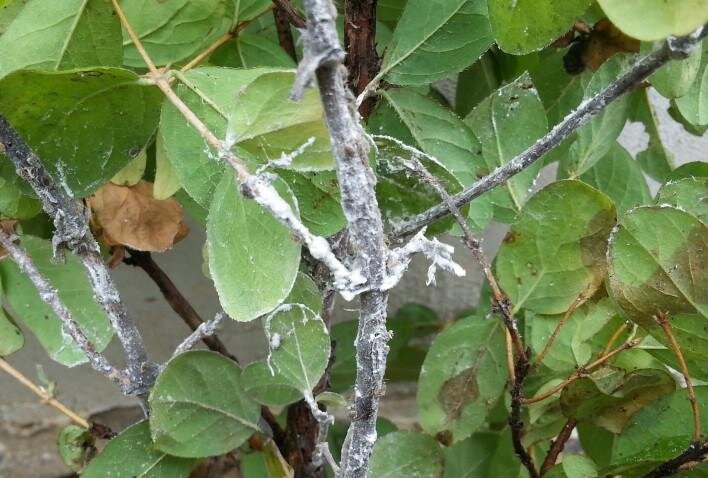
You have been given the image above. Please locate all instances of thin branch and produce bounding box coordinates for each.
[522,338,641,405]
[171,312,229,359]
[505,328,516,383]
[601,322,628,356]
[656,312,701,443]
[272,0,306,28]
[532,291,587,371]
[0,117,152,395]
[123,249,237,361]
[643,441,708,478]
[509,354,540,478]
[111,0,365,299]
[379,134,526,360]
[540,419,577,476]
[273,2,298,61]
[293,1,390,476]
[392,26,708,238]
[0,223,125,387]
[0,358,90,429]
[344,0,380,119]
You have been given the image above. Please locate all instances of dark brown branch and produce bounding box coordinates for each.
[0,115,153,396]
[643,442,708,478]
[509,353,540,478]
[344,0,380,119]
[272,0,306,28]
[540,419,577,476]
[123,249,238,362]
[273,3,298,62]
[392,26,708,238]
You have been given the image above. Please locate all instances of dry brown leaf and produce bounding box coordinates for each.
[0,220,17,261]
[582,18,640,71]
[88,181,188,252]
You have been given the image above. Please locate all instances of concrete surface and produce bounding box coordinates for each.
[0,88,706,478]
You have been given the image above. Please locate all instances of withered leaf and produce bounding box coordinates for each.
[582,19,640,72]
[88,181,188,252]
[0,220,17,261]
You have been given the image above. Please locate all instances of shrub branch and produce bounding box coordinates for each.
[293,1,390,476]
[392,26,708,238]
[0,116,153,396]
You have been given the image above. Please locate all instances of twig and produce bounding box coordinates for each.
[344,0,379,119]
[0,117,152,395]
[505,328,516,383]
[656,312,702,443]
[523,338,641,405]
[643,441,708,478]
[380,135,526,360]
[540,418,577,476]
[0,226,125,387]
[123,250,238,361]
[272,0,306,28]
[112,0,365,298]
[509,354,539,478]
[601,322,628,356]
[293,1,391,476]
[532,291,587,371]
[391,26,708,238]
[0,358,90,429]
[171,312,228,359]
[273,2,298,61]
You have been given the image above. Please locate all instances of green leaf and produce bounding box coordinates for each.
[675,47,708,126]
[227,71,334,171]
[656,177,708,224]
[153,130,181,200]
[57,424,93,472]
[560,367,676,433]
[0,0,122,79]
[455,52,502,118]
[277,170,346,237]
[149,351,261,458]
[0,68,161,197]
[546,455,598,478]
[207,172,301,322]
[370,431,444,478]
[0,276,23,356]
[209,32,296,68]
[159,67,272,206]
[607,205,707,328]
[643,313,708,382]
[597,0,708,41]
[0,174,40,220]
[0,236,113,366]
[417,317,507,444]
[242,273,329,407]
[372,134,465,235]
[120,0,234,67]
[496,180,617,315]
[668,161,708,181]
[0,0,30,36]
[444,432,497,478]
[651,43,703,99]
[464,72,548,222]
[628,89,675,182]
[110,148,146,186]
[82,421,196,478]
[563,57,633,177]
[488,0,593,54]
[529,297,619,373]
[580,142,651,214]
[609,387,708,475]
[371,87,492,231]
[378,0,493,86]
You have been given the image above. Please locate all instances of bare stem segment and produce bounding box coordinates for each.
[0,116,152,395]
[294,1,390,476]
[392,26,708,238]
